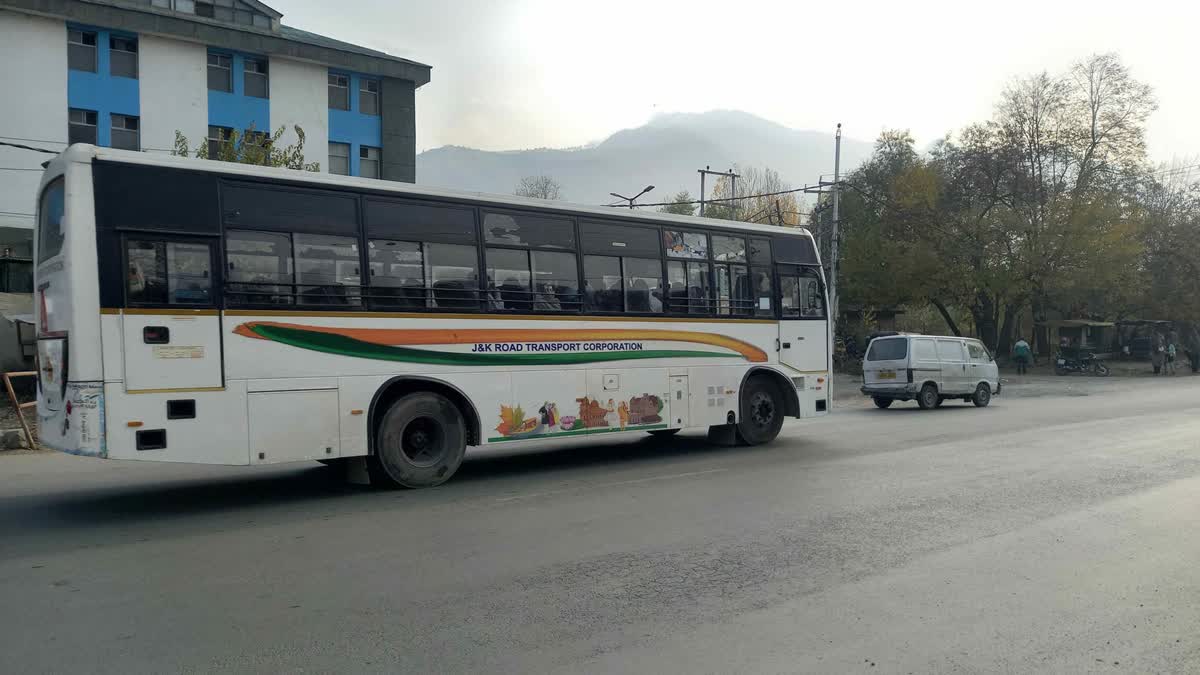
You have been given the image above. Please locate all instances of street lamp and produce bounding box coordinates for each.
[609,185,655,209]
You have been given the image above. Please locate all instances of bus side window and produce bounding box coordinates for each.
[126,239,212,306]
[780,275,800,318]
[583,255,622,312]
[751,267,772,316]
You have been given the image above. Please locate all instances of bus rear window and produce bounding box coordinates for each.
[866,338,907,361]
[38,178,65,263]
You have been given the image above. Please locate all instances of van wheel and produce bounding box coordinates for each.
[872,397,893,409]
[368,392,466,488]
[917,384,939,410]
[972,384,992,408]
[736,376,784,445]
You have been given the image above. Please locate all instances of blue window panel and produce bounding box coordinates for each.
[207,51,271,135]
[67,25,139,148]
[328,71,382,176]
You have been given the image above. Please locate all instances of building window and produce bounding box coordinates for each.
[111,114,140,150]
[110,36,138,79]
[68,109,98,145]
[234,9,253,24]
[328,73,349,110]
[244,58,268,98]
[194,1,215,18]
[175,0,196,13]
[207,53,232,92]
[252,13,271,29]
[360,146,380,179]
[360,79,380,115]
[67,29,97,73]
[328,142,350,175]
[207,126,233,158]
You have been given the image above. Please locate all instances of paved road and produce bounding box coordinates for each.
[2,376,1199,673]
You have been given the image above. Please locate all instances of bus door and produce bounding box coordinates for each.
[777,266,828,372]
[120,236,224,392]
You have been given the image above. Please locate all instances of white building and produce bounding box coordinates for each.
[0,0,431,286]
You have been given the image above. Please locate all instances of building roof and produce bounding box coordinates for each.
[278,25,428,70]
[5,0,431,84]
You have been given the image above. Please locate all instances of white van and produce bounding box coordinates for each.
[860,334,1000,409]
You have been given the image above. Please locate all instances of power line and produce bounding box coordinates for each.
[0,211,35,218]
[0,167,44,172]
[612,182,833,209]
[0,140,58,155]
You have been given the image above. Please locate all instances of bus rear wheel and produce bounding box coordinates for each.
[736,376,784,445]
[369,392,466,489]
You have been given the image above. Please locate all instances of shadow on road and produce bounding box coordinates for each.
[0,432,762,558]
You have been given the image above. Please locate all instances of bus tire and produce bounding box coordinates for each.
[369,392,466,489]
[736,376,784,445]
[648,428,681,437]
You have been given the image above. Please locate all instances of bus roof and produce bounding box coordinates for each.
[54,144,816,240]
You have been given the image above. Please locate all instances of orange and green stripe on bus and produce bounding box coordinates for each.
[233,322,767,365]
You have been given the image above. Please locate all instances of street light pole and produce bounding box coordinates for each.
[609,185,655,209]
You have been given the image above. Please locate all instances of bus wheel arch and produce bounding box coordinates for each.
[740,367,800,419]
[368,376,482,453]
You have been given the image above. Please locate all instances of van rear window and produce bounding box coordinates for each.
[866,338,907,361]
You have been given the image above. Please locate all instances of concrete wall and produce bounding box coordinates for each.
[139,34,207,155]
[381,77,416,183]
[268,57,328,171]
[0,10,68,231]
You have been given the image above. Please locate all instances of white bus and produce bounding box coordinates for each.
[34,146,830,487]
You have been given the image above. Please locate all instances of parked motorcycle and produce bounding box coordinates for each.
[1055,350,1111,376]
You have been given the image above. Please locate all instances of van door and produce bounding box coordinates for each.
[966,340,995,391]
[863,337,908,388]
[778,268,828,372]
[121,237,223,392]
[910,338,940,389]
[935,339,968,395]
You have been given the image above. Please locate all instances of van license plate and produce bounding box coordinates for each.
[879,370,896,380]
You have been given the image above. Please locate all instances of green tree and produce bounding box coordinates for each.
[172,125,320,171]
[659,190,696,216]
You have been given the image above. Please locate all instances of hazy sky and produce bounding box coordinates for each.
[280,0,1198,162]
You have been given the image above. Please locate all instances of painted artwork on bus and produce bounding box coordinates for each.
[490,393,666,442]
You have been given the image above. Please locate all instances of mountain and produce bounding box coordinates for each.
[416,111,874,208]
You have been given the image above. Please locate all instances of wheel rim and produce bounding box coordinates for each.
[923,390,936,407]
[749,391,775,428]
[978,387,990,404]
[400,416,446,467]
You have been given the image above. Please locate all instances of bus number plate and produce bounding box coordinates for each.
[154,346,205,359]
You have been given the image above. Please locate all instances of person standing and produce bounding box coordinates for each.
[1152,333,1165,375]
[1167,340,1178,375]
[1013,337,1032,375]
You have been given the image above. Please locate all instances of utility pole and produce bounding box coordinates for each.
[697,166,739,218]
[730,172,738,220]
[830,123,842,334]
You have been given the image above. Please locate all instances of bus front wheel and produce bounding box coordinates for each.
[736,376,784,445]
[369,392,466,488]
